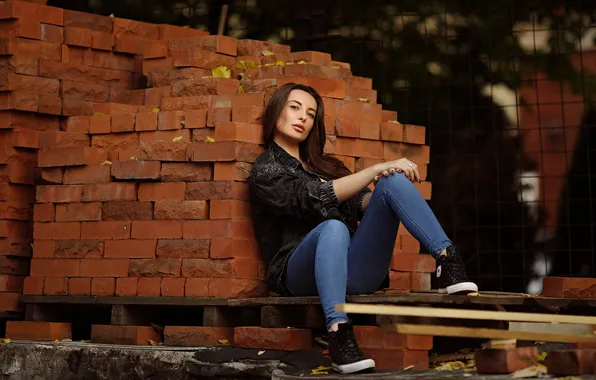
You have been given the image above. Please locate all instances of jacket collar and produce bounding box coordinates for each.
[269,141,301,169]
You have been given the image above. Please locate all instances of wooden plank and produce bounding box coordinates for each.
[383,323,596,344]
[337,303,596,325]
[20,295,227,306]
[509,322,595,335]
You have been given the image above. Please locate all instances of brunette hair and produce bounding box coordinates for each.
[262,83,352,180]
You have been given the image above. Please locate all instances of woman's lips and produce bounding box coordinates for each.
[292,124,305,133]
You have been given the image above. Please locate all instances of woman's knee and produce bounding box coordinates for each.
[317,219,350,243]
[376,172,412,192]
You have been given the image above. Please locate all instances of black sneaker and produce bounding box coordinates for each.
[328,322,375,374]
[436,246,478,294]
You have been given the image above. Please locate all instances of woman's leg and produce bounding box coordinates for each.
[285,219,351,329]
[346,173,477,294]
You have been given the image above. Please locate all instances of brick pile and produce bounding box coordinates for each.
[542,276,596,299]
[1,0,435,370]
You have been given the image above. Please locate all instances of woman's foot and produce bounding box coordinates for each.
[436,246,478,294]
[328,322,375,374]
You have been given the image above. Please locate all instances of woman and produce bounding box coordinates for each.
[249,83,478,374]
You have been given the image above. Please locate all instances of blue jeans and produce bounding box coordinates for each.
[285,173,452,328]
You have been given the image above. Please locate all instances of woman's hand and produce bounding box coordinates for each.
[373,158,420,184]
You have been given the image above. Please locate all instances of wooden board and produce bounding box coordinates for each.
[337,303,596,325]
[384,323,596,344]
[509,322,595,335]
[20,295,228,306]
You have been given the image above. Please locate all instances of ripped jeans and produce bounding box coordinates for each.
[284,173,452,328]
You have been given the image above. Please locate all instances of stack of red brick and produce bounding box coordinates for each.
[0,0,436,369]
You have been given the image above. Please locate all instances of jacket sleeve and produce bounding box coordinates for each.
[355,186,372,221]
[250,167,340,220]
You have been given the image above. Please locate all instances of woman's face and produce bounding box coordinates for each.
[274,89,317,144]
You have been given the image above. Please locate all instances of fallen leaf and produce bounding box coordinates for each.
[511,364,546,378]
[235,60,257,70]
[61,339,72,342]
[148,339,159,346]
[101,160,112,165]
[237,85,245,94]
[311,366,331,375]
[239,72,245,80]
[218,339,230,345]
[275,60,285,66]
[388,120,400,123]
[109,13,114,18]
[404,365,414,370]
[130,156,138,160]
[204,136,215,143]
[212,66,231,78]
[537,352,547,362]
[357,97,370,103]
[93,112,106,116]
[467,292,480,296]
[2,338,10,343]
[257,350,265,355]
[80,340,91,343]
[297,60,307,64]
[151,107,161,113]
[261,49,275,56]
[172,136,183,142]
[434,361,467,371]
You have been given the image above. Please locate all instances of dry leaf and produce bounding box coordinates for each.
[172,136,183,142]
[237,85,245,94]
[109,13,114,18]
[275,60,285,66]
[148,339,159,346]
[357,98,370,103]
[212,66,231,79]
[239,72,245,80]
[511,364,547,378]
[537,352,547,362]
[101,160,112,165]
[257,350,265,355]
[61,339,73,342]
[130,156,138,160]
[261,49,275,56]
[80,340,91,343]
[235,60,257,70]
[468,292,480,296]
[434,361,467,371]
[151,107,161,113]
[204,136,215,143]
[93,112,106,116]
[297,60,306,64]
[311,366,331,375]
[2,338,10,344]
[388,120,400,124]
[218,339,230,345]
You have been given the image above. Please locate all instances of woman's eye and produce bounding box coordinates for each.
[290,105,298,110]
[307,113,315,119]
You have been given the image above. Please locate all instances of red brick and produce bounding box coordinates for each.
[81,221,131,239]
[164,326,233,347]
[411,272,431,291]
[40,59,133,88]
[348,76,373,90]
[353,327,432,350]
[346,87,377,103]
[188,141,260,163]
[0,38,61,61]
[63,165,111,185]
[161,163,212,182]
[137,140,188,162]
[116,277,138,296]
[137,277,162,296]
[143,40,168,59]
[38,147,107,168]
[33,222,81,240]
[542,277,596,298]
[142,57,174,76]
[210,200,250,219]
[475,347,538,374]
[157,111,185,131]
[145,87,171,106]
[208,278,267,297]
[82,183,137,202]
[137,182,184,201]
[91,325,160,345]
[6,321,71,341]
[172,49,236,69]
[278,76,346,99]
[236,40,290,56]
[156,239,209,259]
[403,125,425,145]
[102,201,152,221]
[69,277,91,295]
[230,106,263,124]
[64,26,92,47]
[63,9,109,31]
[0,19,41,40]
[153,200,208,220]
[23,276,44,294]
[206,107,231,127]
[392,253,435,273]
[94,103,140,116]
[91,277,115,296]
[387,271,411,293]
[0,274,24,293]
[30,258,80,277]
[210,239,260,260]
[158,24,208,40]
[110,88,144,105]
[114,35,145,55]
[214,122,262,144]
[161,95,212,112]
[0,73,59,96]
[55,202,102,222]
[382,110,398,122]
[32,240,53,258]
[135,112,158,131]
[360,120,381,140]
[186,181,249,201]
[131,220,183,239]
[185,277,209,296]
[360,349,428,370]
[65,116,90,133]
[61,98,93,117]
[111,160,161,180]
[213,162,252,182]
[170,35,237,56]
[380,121,404,142]
[91,132,139,161]
[161,277,185,297]
[104,240,156,259]
[0,55,39,76]
[80,259,129,277]
[183,219,252,240]
[0,292,21,311]
[288,51,331,65]
[91,31,114,50]
[110,113,135,133]
[234,327,311,350]
[546,349,596,375]
[182,258,261,280]
[54,239,103,258]
[39,168,64,185]
[38,131,90,149]
[173,78,239,97]
[414,182,432,200]
[283,64,343,80]
[33,203,54,222]
[400,235,421,254]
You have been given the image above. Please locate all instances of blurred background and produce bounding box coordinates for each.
[48,0,596,294]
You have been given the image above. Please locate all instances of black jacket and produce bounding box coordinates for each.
[249,142,373,296]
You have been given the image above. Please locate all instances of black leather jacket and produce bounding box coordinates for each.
[249,142,371,295]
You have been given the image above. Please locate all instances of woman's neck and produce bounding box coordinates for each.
[273,136,301,163]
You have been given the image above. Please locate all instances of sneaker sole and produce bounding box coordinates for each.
[333,359,376,374]
[439,282,478,295]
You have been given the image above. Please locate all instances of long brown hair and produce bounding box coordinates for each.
[262,83,352,180]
